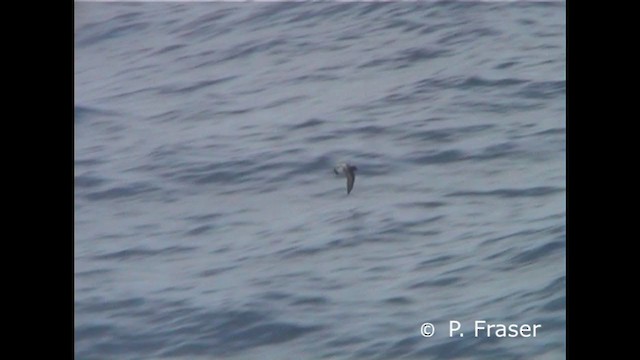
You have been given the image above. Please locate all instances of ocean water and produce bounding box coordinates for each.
[74,2,566,359]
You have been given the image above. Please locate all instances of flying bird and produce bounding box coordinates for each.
[334,163,358,194]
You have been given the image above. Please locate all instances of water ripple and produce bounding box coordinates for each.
[446,186,564,198]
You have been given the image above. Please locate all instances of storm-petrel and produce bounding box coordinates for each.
[334,163,357,194]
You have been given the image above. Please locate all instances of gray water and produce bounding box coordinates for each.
[74,2,566,359]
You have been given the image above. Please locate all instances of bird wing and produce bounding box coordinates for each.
[346,171,355,194]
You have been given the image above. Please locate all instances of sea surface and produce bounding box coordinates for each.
[74,2,566,359]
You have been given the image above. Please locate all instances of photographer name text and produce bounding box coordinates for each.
[420,320,541,338]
